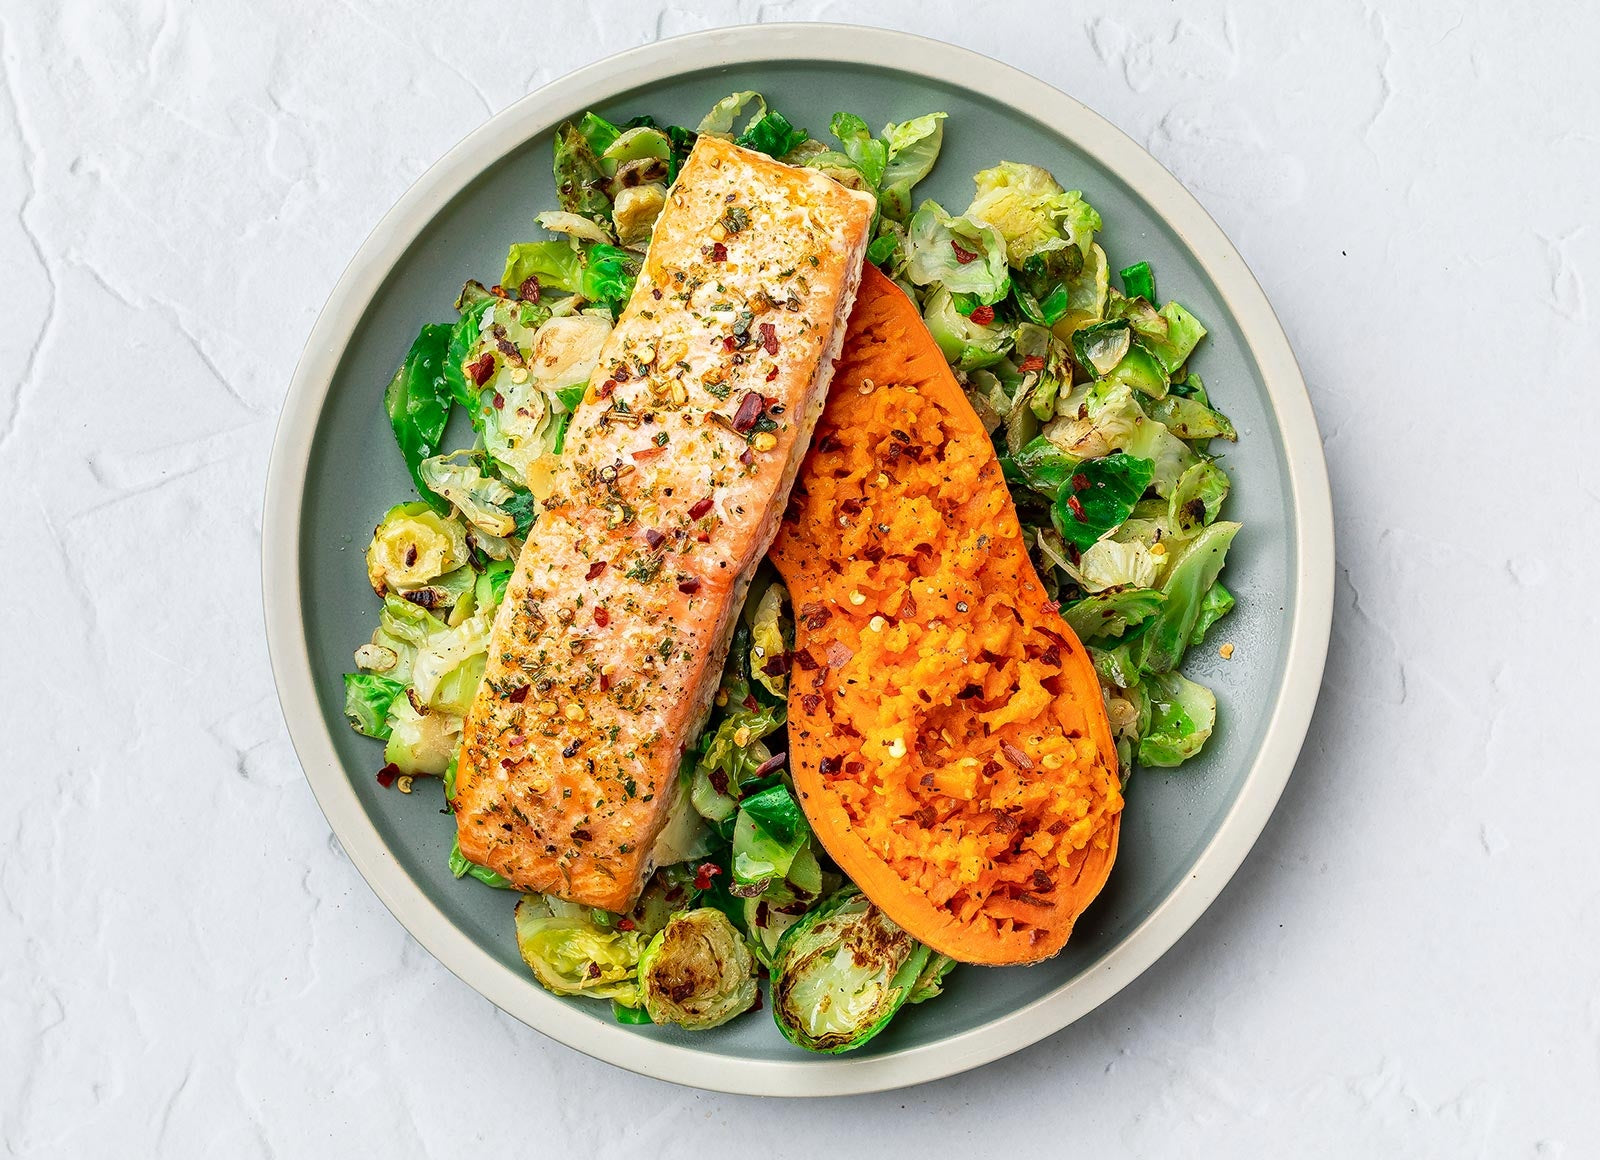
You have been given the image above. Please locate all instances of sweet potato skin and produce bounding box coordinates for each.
[770,265,1122,966]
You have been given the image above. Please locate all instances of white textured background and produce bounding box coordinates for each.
[5,1,1598,1155]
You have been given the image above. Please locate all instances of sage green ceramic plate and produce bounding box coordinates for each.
[263,23,1332,1096]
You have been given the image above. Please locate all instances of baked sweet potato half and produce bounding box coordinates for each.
[770,265,1123,966]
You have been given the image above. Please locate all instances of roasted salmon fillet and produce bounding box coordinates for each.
[455,137,875,911]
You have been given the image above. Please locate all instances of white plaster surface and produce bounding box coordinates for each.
[5,1,1599,1155]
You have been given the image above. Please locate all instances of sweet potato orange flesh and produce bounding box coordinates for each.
[769,265,1123,966]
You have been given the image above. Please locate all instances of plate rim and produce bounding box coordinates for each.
[263,21,1333,1097]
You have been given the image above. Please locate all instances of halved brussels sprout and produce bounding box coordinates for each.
[612,183,667,247]
[514,893,645,1005]
[365,502,469,595]
[637,908,759,1030]
[770,887,932,1054]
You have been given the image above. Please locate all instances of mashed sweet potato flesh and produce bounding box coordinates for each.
[769,265,1123,966]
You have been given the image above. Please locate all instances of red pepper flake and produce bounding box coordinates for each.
[752,751,787,778]
[613,365,631,383]
[709,242,728,262]
[692,862,722,890]
[722,335,737,353]
[585,560,607,580]
[597,378,617,399]
[793,649,819,672]
[489,284,508,298]
[951,240,979,264]
[598,672,611,692]
[818,754,842,775]
[616,917,636,931]
[731,390,765,432]
[688,496,714,520]
[677,576,701,595]
[1040,645,1062,667]
[1000,739,1034,771]
[491,392,505,410]
[758,321,779,355]
[743,694,759,711]
[1018,355,1046,374]
[761,652,790,677]
[739,447,755,466]
[518,276,541,303]
[376,763,400,788]
[1066,494,1088,523]
[765,366,779,382]
[466,354,495,386]
[801,693,821,714]
[911,806,937,828]
[800,602,831,630]
[1032,870,1056,892]
[1071,473,1090,492]
[586,961,601,978]
[643,528,665,549]
[508,685,529,704]
[630,446,664,461]
[970,304,995,325]
[593,607,609,626]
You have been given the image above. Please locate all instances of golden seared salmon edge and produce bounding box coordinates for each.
[454,137,876,912]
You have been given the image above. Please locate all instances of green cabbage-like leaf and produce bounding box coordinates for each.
[1137,671,1218,767]
[1051,451,1155,550]
[342,673,407,739]
[904,201,1011,305]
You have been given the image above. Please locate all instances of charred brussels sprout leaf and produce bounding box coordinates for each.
[553,121,613,226]
[637,908,759,1029]
[771,887,933,1054]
